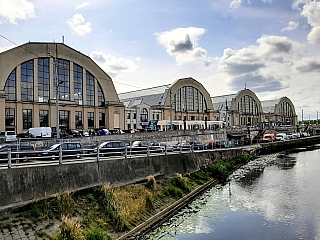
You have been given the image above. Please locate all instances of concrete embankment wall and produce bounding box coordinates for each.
[0,148,242,209]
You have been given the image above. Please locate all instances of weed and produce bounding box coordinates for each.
[163,185,184,197]
[145,191,154,210]
[84,227,110,240]
[170,174,190,193]
[187,171,210,184]
[145,175,157,190]
[55,215,85,240]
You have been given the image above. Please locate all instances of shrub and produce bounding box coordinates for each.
[170,174,190,193]
[84,227,110,240]
[145,191,154,210]
[187,171,210,184]
[163,186,183,198]
[145,175,157,190]
[56,215,84,240]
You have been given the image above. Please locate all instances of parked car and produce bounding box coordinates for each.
[151,142,174,152]
[67,129,81,138]
[29,127,52,138]
[38,142,83,160]
[77,130,89,137]
[275,133,288,141]
[189,140,207,150]
[262,133,275,142]
[0,144,35,160]
[0,131,17,142]
[173,142,192,151]
[17,132,31,138]
[92,141,126,157]
[127,141,150,154]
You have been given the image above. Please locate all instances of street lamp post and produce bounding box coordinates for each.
[48,52,63,139]
[169,89,172,130]
[53,58,60,139]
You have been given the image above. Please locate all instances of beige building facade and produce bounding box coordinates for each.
[120,79,297,130]
[0,42,124,133]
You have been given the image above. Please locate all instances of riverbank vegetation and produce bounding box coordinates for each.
[0,154,250,239]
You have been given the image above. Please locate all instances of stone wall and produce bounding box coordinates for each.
[0,148,242,210]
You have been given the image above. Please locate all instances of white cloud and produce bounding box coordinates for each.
[154,27,212,66]
[229,0,242,9]
[76,2,90,9]
[89,51,138,77]
[0,0,36,24]
[217,35,302,92]
[295,57,320,72]
[229,0,272,9]
[67,14,92,36]
[291,0,311,10]
[281,21,300,32]
[301,1,320,44]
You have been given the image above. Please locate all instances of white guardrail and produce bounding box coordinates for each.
[0,143,221,169]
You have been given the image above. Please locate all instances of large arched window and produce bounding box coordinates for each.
[238,95,259,115]
[86,71,95,106]
[4,69,16,100]
[174,86,207,113]
[21,60,34,102]
[57,59,70,100]
[73,63,83,105]
[38,58,50,102]
[279,101,293,117]
[97,82,105,107]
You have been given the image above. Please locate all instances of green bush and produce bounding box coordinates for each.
[170,176,190,193]
[84,227,110,240]
[163,186,183,197]
[188,171,210,184]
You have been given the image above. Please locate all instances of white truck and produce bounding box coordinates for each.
[275,133,287,141]
[29,127,52,138]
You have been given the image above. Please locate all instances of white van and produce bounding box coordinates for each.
[0,131,17,142]
[29,127,52,138]
[275,133,287,141]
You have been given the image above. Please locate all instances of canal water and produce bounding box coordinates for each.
[142,147,320,240]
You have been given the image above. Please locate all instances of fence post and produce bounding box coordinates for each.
[59,146,63,164]
[147,145,150,156]
[125,146,127,159]
[8,149,12,168]
[97,147,100,162]
[165,145,167,155]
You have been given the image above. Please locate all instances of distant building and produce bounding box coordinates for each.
[0,42,124,133]
[120,79,297,130]
[119,77,215,131]
[211,89,297,127]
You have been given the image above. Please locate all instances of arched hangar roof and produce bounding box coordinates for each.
[0,42,119,102]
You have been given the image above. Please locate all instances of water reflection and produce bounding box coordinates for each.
[142,149,320,240]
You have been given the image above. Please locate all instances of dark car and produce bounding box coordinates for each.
[173,142,192,151]
[127,141,150,154]
[189,140,207,150]
[38,142,83,160]
[92,141,126,157]
[0,144,36,160]
[17,132,31,138]
[67,129,81,138]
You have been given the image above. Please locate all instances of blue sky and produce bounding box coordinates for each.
[0,0,320,120]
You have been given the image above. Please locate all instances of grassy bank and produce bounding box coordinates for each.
[0,153,251,239]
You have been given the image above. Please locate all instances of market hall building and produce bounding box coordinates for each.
[120,78,297,131]
[0,42,124,134]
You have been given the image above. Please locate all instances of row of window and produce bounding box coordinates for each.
[174,86,207,113]
[4,58,105,107]
[5,108,106,130]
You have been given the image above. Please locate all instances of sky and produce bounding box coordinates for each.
[0,0,319,120]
